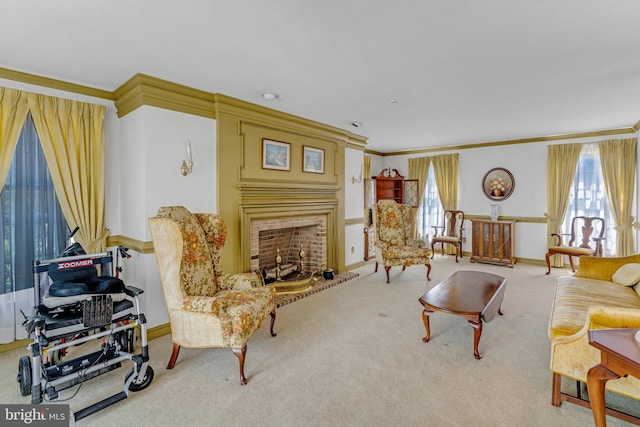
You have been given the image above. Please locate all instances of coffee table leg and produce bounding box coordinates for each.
[468,320,483,359]
[421,309,433,342]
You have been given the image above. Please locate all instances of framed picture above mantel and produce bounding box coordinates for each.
[262,139,290,171]
[303,146,325,174]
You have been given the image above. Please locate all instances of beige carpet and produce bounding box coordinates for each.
[1,257,638,426]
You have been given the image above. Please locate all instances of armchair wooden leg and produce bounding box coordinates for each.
[269,310,277,337]
[232,345,248,385]
[431,242,435,259]
[426,264,431,281]
[167,342,181,369]
[568,256,576,272]
[384,266,391,284]
[545,252,552,275]
[375,262,379,272]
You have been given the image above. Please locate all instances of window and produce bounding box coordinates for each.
[417,165,443,242]
[0,113,68,294]
[563,143,614,255]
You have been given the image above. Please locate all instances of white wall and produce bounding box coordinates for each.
[344,147,365,266]
[371,133,639,261]
[115,105,217,327]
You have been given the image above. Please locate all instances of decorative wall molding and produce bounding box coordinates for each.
[106,234,154,254]
[367,127,637,157]
[0,67,114,100]
[113,73,215,119]
[464,215,546,224]
[345,217,365,226]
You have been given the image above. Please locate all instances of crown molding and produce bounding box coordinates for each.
[213,94,367,146]
[0,67,114,100]
[370,127,637,156]
[113,73,216,119]
[346,133,368,150]
[0,67,634,153]
[364,148,386,156]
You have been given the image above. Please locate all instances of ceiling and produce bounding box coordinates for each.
[2,1,640,153]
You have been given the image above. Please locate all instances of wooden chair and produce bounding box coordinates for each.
[545,215,605,275]
[430,210,465,262]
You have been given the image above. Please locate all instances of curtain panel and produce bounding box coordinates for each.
[27,93,107,254]
[0,88,29,189]
[546,143,582,267]
[363,155,371,181]
[431,154,458,211]
[408,156,431,238]
[599,138,637,256]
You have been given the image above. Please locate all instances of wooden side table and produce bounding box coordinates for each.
[587,328,640,426]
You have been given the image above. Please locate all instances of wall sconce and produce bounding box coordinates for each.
[181,140,194,176]
[351,164,363,184]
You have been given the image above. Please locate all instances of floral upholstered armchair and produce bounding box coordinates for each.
[373,199,431,283]
[148,206,276,385]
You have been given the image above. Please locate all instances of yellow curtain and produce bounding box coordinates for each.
[408,156,431,237]
[27,93,107,253]
[0,88,29,188]
[408,156,431,206]
[546,143,582,267]
[431,154,458,210]
[363,155,371,180]
[599,138,637,256]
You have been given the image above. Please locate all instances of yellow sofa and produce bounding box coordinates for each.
[549,253,640,410]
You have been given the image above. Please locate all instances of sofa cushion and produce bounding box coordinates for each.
[612,263,640,287]
[549,276,640,340]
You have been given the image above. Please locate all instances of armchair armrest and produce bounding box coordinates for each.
[431,225,444,237]
[407,239,425,248]
[550,232,570,246]
[217,271,264,291]
[374,240,391,251]
[183,295,218,313]
[550,306,640,379]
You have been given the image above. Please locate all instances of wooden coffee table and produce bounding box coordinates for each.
[418,270,506,359]
[587,328,640,427]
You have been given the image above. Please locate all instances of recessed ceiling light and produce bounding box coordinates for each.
[261,92,279,100]
[390,99,398,104]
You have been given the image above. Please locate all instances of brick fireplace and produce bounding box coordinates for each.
[250,216,327,273]
[238,186,339,274]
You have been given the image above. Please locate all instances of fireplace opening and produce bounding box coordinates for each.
[250,216,327,284]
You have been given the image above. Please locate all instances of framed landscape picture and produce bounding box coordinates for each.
[303,146,324,174]
[262,139,290,171]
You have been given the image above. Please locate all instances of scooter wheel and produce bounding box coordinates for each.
[17,356,32,396]
[125,366,154,392]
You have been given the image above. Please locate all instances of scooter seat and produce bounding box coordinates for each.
[48,276,125,297]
